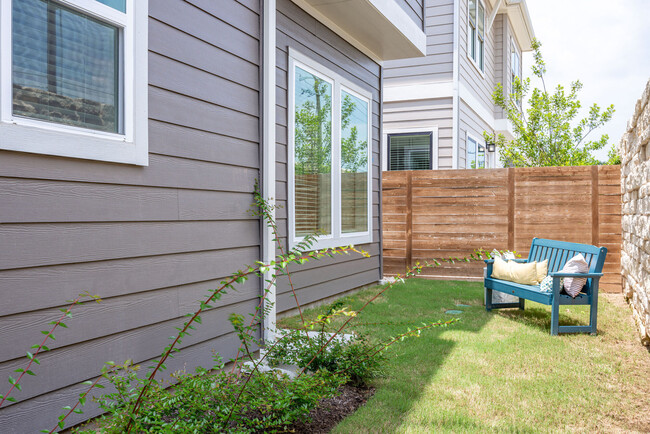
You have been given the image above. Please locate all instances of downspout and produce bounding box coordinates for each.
[452,0,460,169]
[262,0,276,343]
[378,64,384,279]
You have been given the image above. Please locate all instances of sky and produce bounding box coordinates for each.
[522,0,650,161]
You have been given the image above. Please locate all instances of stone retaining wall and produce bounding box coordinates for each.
[621,78,650,345]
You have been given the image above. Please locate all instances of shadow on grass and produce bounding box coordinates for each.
[496,305,587,332]
[284,278,496,432]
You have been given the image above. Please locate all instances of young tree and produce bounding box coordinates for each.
[488,39,615,167]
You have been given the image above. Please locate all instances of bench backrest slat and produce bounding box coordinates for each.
[526,238,607,293]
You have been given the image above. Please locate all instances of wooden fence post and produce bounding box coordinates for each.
[507,168,515,251]
[406,171,413,269]
[591,165,600,245]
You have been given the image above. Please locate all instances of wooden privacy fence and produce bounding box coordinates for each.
[382,165,622,292]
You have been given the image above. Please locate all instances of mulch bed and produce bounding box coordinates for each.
[285,384,375,433]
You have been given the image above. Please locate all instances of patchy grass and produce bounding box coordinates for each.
[278,279,650,433]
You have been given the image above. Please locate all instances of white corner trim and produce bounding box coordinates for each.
[383,81,453,102]
[459,82,496,126]
[262,0,277,343]
[452,0,460,169]
[382,126,439,171]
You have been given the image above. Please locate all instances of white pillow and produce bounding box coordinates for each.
[559,254,589,297]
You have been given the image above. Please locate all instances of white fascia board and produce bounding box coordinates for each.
[383,81,453,102]
[501,0,535,51]
[291,0,426,61]
[494,118,515,141]
[459,82,496,127]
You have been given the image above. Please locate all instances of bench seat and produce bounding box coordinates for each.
[484,238,607,335]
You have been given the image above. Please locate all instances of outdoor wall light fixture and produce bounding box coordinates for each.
[486,142,496,152]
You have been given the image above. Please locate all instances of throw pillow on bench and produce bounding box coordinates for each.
[491,257,548,285]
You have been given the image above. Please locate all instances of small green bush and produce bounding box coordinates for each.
[78,357,344,433]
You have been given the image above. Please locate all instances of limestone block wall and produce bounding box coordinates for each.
[621,78,650,345]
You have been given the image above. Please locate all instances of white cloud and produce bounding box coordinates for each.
[522,0,650,161]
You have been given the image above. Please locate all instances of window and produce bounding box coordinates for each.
[510,38,521,106]
[466,134,485,169]
[468,0,485,72]
[289,49,372,249]
[0,0,148,165]
[388,132,432,171]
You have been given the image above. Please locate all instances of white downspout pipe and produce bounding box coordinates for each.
[262,0,276,343]
[452,0,459,169]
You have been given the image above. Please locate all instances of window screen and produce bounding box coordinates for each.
[12,0,121,133]
[388,133,432,171]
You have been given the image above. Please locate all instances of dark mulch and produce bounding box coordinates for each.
[286,384,375,433]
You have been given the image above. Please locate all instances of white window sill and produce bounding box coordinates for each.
[0,121,148,165]
[467,53,486,78]
[290,233,373,251]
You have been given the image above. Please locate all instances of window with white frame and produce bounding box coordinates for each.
[466,134,485,169]
[510,38,521,106]
[289,49,372,249]
[388,132,432,171]
[468,0,485,72]
[0,0,148,165]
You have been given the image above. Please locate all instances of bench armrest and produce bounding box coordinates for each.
[549,272,603,278]
[483,258,527,264]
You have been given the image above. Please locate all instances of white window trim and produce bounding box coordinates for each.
[466,132,487,169]
[288,48,373,250]
[510,36,521,108]
[382,126,439,171]
[466,0,486,76]
[0,0,149,165]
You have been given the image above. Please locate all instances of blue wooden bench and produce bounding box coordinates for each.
[484,238,607,335]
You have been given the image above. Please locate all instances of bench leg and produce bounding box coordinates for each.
[589,284,599,336]
[486,287,493,311]
[550,296,560,336]
[518,298,525,310]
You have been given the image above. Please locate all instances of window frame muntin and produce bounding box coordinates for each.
[466,132,486,169]
[387,131,433,171]
[288,48,373,250]
[466,0,486,74]
[0,0,148,165]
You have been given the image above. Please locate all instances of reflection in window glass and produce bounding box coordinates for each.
[96,0,126,12]
[341,91,368,234]
[12,0,120,133]
[294,67,332,237]
[477,144,485,168]
[388,133,431,171]
[466,137,477,169]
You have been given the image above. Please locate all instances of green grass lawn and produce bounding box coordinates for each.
[278,279,650,433]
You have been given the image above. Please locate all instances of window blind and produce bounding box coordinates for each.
[389,133,432,171]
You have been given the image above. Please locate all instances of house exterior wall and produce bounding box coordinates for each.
[0,1,262,431]
[397,0,426,30]
[275,0,382,314]
[621,79,650,346]
[383,0,454,86]
[381,0,531,170]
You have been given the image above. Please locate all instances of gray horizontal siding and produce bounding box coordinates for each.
[396,0,425,30]
[274,0,381,314]
[458,0,496,116]
[383,0,454,85]
[383,97,454,169]
[0,1,262,432]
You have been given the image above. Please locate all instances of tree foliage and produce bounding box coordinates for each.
[489,38,615,167]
